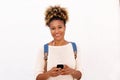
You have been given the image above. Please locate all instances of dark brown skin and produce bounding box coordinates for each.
[36,65,82,80]
[36,67,61,80]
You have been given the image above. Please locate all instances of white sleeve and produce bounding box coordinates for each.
[76,44,83,72]
[35,46,45,77]
[74,43,84,80]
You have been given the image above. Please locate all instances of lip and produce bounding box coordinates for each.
[54,34,61,39]
[55,34,60,37]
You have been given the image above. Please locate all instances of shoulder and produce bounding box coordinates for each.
[45,41,53,46]
[70,42,80,48]
[70,42,81,52]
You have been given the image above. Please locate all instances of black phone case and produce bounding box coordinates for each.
[57,64,64,69]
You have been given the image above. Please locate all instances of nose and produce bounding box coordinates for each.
[55,28,59,33]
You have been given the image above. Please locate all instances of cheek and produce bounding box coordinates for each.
[62,29,65,34]
[50,30,55,36]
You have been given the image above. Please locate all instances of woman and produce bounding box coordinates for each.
[36,5,82,80]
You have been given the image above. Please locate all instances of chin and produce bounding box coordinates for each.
[54,37,62,40]
[54,38,62,41]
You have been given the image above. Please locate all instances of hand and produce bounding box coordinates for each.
[60,65,75,75]
[46,67,61,77]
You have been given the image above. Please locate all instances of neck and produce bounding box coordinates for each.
[52,39,68,46]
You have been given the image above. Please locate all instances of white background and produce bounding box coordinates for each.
[0,0,119,80]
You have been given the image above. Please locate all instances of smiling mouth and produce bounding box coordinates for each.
[55,34,61,37]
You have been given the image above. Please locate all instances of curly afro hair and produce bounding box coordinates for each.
[45,5,69,26]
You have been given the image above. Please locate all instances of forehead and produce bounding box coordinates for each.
[49,20,64,27]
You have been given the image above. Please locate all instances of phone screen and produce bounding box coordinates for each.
[57,64,64,69]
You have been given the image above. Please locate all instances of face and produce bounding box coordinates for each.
[49,20,66,41]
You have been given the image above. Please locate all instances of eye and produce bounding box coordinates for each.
[58,26,62,29]
[50,27,55,30]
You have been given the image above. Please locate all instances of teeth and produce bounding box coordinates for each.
[55,34,60,37]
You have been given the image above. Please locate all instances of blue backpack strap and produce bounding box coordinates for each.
[71,42,77,59]
[44,43,48,60]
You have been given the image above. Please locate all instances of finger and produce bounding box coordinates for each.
[63,65,69,68]
[51,71,60,77]
[61,68,72,75]
[60,71,68,75]
[61,68,66,72]
[52,67,60,71]
[54,68,61,72]
[60,69,67,74]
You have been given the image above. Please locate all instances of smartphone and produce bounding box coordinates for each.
[57,64,64,69]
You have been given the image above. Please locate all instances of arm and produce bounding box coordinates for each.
[36,67,61,80]
[71,69,82,80]
[36,73,50,80]
[60,65,82,80]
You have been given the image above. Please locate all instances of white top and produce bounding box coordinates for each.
[35,43,81,80]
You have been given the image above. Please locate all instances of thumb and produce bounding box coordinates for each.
[64,65,69,68]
